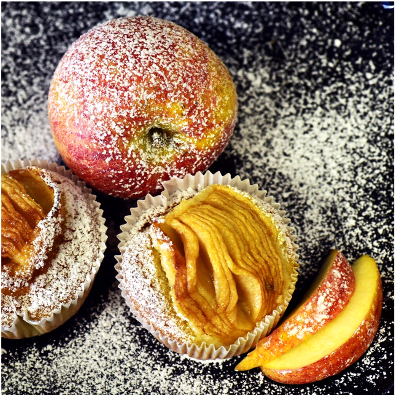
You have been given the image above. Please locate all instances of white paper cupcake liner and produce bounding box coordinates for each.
[115,171,299,360]
[1,158,107,339]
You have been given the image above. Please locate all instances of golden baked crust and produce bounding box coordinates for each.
[120,184,298,348]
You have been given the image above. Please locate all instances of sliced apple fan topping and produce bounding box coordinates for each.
[149,184,296,345]
[1,168,64,294]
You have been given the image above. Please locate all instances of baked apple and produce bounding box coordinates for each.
[260,255,383,384]
[48,16,238,199]
[236,249,355,371]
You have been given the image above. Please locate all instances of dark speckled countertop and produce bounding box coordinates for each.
[1,2,394,394]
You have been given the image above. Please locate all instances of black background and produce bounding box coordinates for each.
[1,2,394,394]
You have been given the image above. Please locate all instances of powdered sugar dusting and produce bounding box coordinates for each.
[30,170,63,266]
[118,188,200,344]
[120,228,194,343]
[1,2,393,394]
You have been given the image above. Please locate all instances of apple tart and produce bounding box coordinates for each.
[1,161,107,338]
[116,171,299,359]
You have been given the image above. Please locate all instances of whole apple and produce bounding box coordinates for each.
[48,16,238,199]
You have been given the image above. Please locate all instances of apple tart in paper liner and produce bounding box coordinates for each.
[115,171,299,360]
[1,159,107,339]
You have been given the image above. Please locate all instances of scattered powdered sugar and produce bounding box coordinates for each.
[1,287,268,394]
[1,2,393,395]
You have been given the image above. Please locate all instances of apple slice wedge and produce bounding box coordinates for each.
[236,249,355,371]
[260,255,383,384]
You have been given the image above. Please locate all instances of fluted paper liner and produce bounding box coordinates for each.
[115,171,299,360]
[1,159,107,339]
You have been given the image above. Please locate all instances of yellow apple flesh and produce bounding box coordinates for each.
[260,255,382,384]
[236,249,355,371]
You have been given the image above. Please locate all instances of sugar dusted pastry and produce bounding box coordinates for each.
[116,172,298,359]
[1,162,107,339]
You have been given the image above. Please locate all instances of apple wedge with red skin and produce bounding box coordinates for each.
[260,255,383,384]
[236,249,355,371]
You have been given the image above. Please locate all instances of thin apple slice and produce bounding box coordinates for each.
[1,172,50,274]
[150,223,232,338]
[179,212,238,316]
[236,249,355,371]
[181,212,254,333]
[166,218,240,335]
[197,192,285,317]
[10,167,55,214]
[206,190,283,283]
[260,255,382,384]
[1,174,46,231]
[181,210,259,330]
[189,204,270,320]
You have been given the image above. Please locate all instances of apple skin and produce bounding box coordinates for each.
[236,250,355,371]
[48,16,237,199]
[260,255,383,384]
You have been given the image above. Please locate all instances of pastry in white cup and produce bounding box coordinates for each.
[1,159,107,339]
[116,171,299,360]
